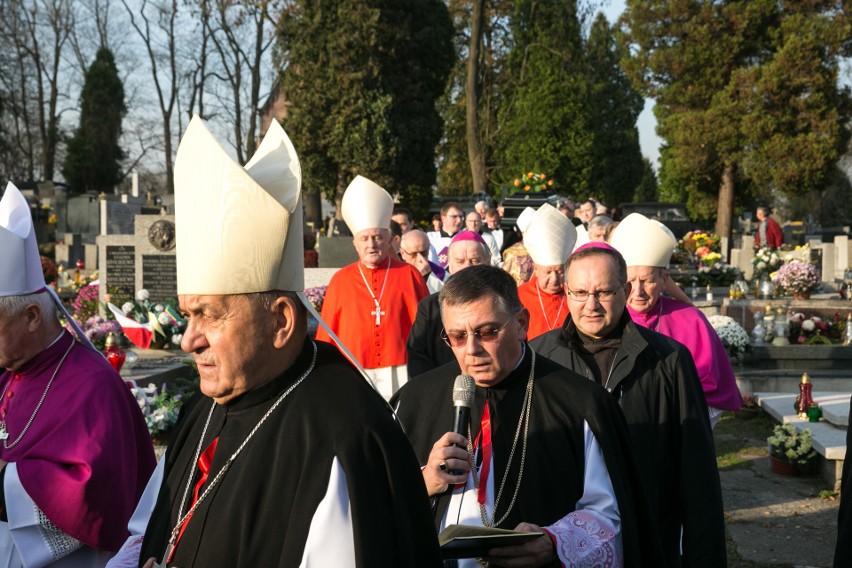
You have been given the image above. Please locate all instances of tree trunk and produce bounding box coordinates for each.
[715,163,735,241]
[465,0,487,196]
[304,189,322,230]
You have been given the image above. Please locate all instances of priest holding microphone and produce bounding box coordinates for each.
[391,265,665,567]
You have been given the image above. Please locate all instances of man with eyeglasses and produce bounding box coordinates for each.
[530,242,726,568]
[427,202,465,269]
[392,265,666,567]
[406,231,491,378]
[400,229,446,294]
[316,177,428,399]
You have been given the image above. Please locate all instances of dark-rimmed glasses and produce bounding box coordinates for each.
[441,318,513,347]
[566,289,619,303]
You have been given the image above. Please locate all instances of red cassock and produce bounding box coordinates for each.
[518,278,569,340]
[317,258,429,369]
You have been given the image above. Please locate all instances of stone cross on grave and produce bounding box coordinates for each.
[371,300,385,326]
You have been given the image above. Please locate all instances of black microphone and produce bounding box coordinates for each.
[448,374,475,475]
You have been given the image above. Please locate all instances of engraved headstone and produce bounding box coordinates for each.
[97,214,177,309]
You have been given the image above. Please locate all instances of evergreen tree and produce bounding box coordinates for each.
[277,0,454,218]
[62,48,126,195]
[622,0,851,239]
[585,13,644,207]
[496,0,591,196]
[634,157,658,203]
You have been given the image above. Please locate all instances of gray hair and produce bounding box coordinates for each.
[588,215,614,232]
[0,291,57,319]
[247,290,306,318]
[566,246,628,284]
[439,265,521,321]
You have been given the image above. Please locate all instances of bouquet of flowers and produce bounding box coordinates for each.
[696,262,739,287]
[752,247,782,281]
[787,312,843,344]
[77,315,122,351]
[681,231,721,257]
[513,172,554,193]
[772,261,820,298]
[708,315,751,361]
[130,382,189,440]
[118,289,187,349]
[304,286,327,312]
[781,244,811,264]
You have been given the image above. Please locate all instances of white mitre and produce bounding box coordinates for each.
[516,207,536,233]
[524,204,577,266]
[0,182,46,296]
[340,176,393,234]
[610,212,676,268]
[174,115,303,294]
[573,224,590,252]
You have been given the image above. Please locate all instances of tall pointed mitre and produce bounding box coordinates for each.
[610,212,676,268]
[516,207,536,233]
[174,115,303,294]
[340,176,393,235]
[573,224,590,253]
[0,182,45,296]
[523,204,577,266]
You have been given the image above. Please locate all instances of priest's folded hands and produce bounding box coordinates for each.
[424,431,469,496]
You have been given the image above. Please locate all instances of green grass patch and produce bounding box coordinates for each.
[715,412,774,471]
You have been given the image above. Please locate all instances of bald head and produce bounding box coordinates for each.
[399,229,431,269]
[448,239,490,274]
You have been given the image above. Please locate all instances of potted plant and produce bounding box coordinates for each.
[772,260,821,299]
[707,314,751,363]
[735,393,760,420]
[767,423,818,476]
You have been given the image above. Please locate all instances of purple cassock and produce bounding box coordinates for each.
[628,295,744,411]
[0,330,156,553]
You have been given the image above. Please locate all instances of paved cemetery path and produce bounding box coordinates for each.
[717,413,840,567]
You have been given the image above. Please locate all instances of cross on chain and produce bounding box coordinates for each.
[371,300,385,326]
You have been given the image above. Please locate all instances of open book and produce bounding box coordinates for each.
[438,524,545,559]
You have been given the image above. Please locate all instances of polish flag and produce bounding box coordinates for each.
[107,302,153,349]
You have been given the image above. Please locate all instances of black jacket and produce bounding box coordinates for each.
[531,316,726,568]
[392,348,668,567]
[406,293,455,378]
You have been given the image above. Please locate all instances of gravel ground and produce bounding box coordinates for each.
[716,413,840,568]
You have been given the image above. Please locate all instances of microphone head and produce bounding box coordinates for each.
[452,374,475,408]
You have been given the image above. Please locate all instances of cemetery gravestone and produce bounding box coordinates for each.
[97,214,177,308]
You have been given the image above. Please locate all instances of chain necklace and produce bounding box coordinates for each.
[157,341,318,566]
[357,255,391,326]
[536,286,565,331]
[469,349,536,529]
[0,332,74,449]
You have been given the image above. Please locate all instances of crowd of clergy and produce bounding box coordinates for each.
[1,114,846,568]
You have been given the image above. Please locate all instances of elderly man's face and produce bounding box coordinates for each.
[442,294,528,387]
[391,213,411,233]
[353,228,390,268]
[400,233,430,265]
[0,307,34,371]
[180,294,273,404]
[442,208,463,235]
[448,241,488,273]
[465,212,482,232]
[626,265,666,314]
[578,202,595,222]
[566,254,629,339]
[588,224,607,242]
[534,264,565,295]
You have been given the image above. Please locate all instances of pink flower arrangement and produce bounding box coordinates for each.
[772,261,820,297]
